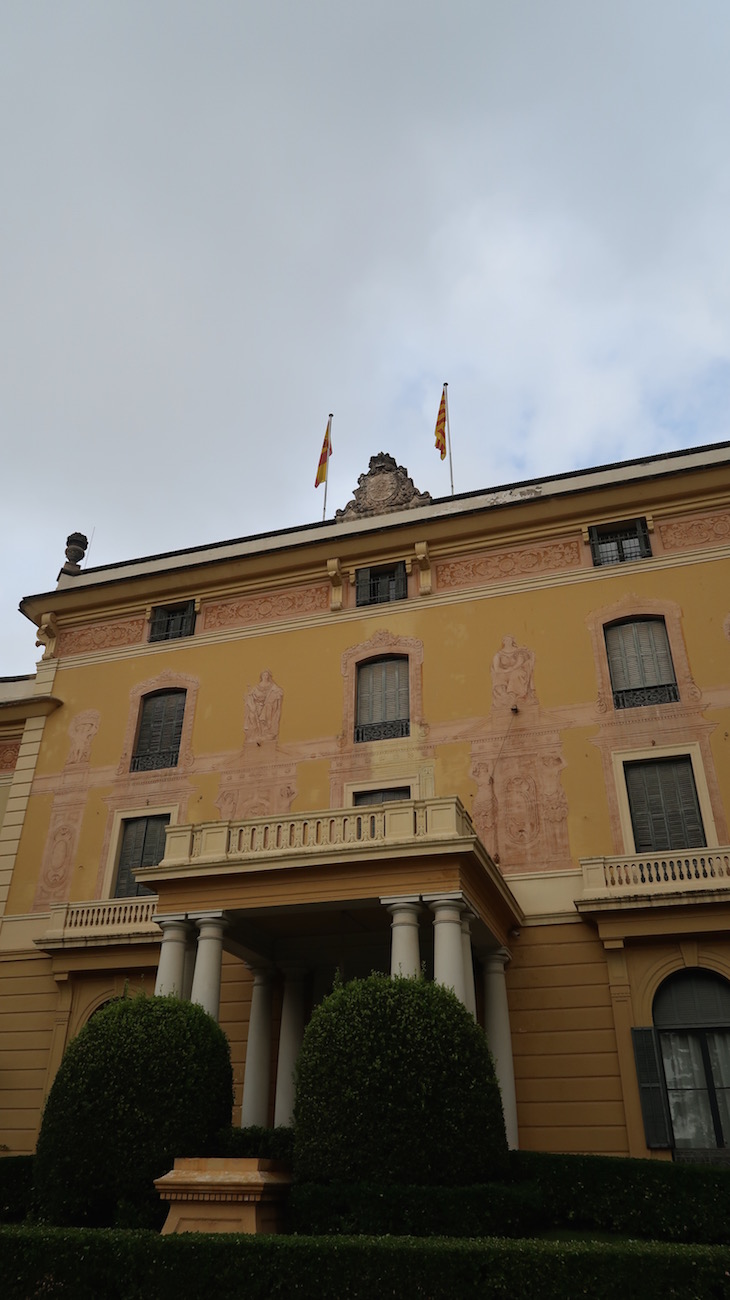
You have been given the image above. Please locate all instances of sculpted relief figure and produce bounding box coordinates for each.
[491,636,536,709]
[66,710,100,765]
[244,670,283,743]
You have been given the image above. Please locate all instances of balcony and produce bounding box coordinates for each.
[578,847,730,914]
[39,897,161,950]
[159,798,479,873]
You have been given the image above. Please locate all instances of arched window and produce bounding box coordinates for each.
[633,970,730,1154]
[131,690,185,772]
[355,657,409,743]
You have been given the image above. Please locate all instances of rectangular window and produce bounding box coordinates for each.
[625,757,706,852]
[131,691,185,772]
[355,562,407,607]
[605,619,679,708]
[149,600,196,642]
[353,787,411,806]
[355,657,410,742]
[115,815,169,897]
[589,518,651,566]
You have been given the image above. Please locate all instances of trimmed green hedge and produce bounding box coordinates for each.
[0,1156,34,1224]
[510,1150,730,1245]
[294,974,507,1186]
[34,995,233,1229]
[289,1180,543,1237]
[215,1125,295,1162]
[2,1226,730,1299]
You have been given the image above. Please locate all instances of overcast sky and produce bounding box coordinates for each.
[3,2,730,674]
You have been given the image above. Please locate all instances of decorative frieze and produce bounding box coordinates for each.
[659,510,730,551]
[436,538,581,591]
[57,616,145,657]
[0,741,21,772]
[201,584,329,631]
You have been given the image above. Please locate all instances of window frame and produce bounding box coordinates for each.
[114,814,171,897]
[130,689,187,772]
[612,743,718,854]
[604,617,679,709]
[588,517,652,567]
[355,561,408,607]
[101,803,178,897]
[149,599,197,643]
[355,655,410,743]
[633,970,730,1155]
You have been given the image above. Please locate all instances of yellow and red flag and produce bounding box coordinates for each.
[434,385,447,460]
[315,415,333,487]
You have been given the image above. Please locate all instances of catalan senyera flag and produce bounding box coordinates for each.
[315,415,333,487]
[434,385,447,460]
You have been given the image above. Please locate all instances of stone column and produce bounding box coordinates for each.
[154,916,190,997]
[189,913,227,1020]
[241,968,273,1128]
[483,947,519,1148]
[273,966,306,1127]
[382,896,422,977]
[461,915,477,1019]
[425,894,466,1005]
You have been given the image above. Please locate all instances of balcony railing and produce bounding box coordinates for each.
[580,847,730,905]
[41,897,161,948]
[160,798,477,870]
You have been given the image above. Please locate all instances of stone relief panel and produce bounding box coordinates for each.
[213,669,296,820]
[470,726,570,873]
[244,671,283,744]
[200,584,329,632]
[659,510,730,552]
[0,740,21,772]
[34,795,86,910]
[335,453,431,521]
[56,616,146,658]
[436,537,581,592]
[65,710,100,767]
[491,637,537,712]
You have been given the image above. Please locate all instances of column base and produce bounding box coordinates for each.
[155,1157,291,1235]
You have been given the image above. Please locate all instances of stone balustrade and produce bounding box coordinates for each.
[161,798,477,869]
[580,847,730,904]
[42,896,161,947]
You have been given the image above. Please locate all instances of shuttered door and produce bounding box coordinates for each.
[132,691,185,770]
[625,758,706,852]
[115,816,169,897]
[631,1027,673,1148]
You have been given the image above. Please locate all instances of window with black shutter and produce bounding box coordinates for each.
[355,562,408,607]
[605,618,679,708]
[114,815,169,897]
[633,971,730,1156]
[624,757,706,852]
[355,657,409,742]
[589,518,651,566]
[149,600,196,642]
[353,787,411,805]
[131,690,186,771]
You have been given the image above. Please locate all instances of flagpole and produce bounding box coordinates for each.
[443,382,454,495]
[322,414,333,521]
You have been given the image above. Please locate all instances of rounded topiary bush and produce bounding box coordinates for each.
[34,994,233,1227]
[293,974,507,1186]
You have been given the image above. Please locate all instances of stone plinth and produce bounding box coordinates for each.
[155,1157,291,1235]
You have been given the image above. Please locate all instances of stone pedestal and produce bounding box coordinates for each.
[155,1157,291,1235]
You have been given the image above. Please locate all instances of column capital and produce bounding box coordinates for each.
[380,894,421,907]
[483,945,511,973]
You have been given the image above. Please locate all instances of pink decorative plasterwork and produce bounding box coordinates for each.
[57,616,146,657]
[436,538,581,590]
[659,511,730,552]
[201,584,329,632]
[0,740,21,772]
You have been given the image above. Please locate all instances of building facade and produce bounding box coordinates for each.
[2,444,730,1160]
